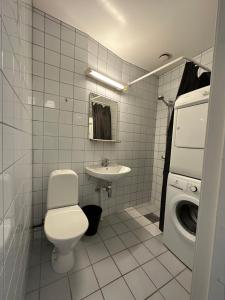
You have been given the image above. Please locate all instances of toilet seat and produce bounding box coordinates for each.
[45,205,89,241]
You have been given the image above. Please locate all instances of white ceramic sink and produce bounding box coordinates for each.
[85,164,131,182]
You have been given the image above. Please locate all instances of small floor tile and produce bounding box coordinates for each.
[176,268,192,293]
[81,234,102,246]
[146,292,165,300]
[125,218,142,230]
[158,251,186,276]
[136,207,151,215]
[112,222,129,234]
[99,218,110,227]
[40,261,65,287]
[133,227,153,242]
[102,277,135,300]
[92,257,121,287]
[26,290,39,300]
[104,236,126,255]
[86,242,109,264]
[145,224,161,236]
[144,204,158,213]
[69,266,99,299]
[113,249,139,275]
[104,214,121,225]
[126,209,142,218]
[135,216,152,227]
[144,237,167,257]
[160,279,190,300]
[83,290,103,300]
[29,240,41,267]
[98,226,116,240]
[117,211,131,221]
[26,265,41,293]
[40,278,71,300]
[124,267,156,300]
[142,259,172,288]
[41,240,53,263]
[119,232,140,248]
[69,247,90,273]
[129,243,153,265]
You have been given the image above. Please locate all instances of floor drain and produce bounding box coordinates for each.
[144,213,160,223]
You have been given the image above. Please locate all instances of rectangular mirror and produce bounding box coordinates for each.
[89,93,120,142]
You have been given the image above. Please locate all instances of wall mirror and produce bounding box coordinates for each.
[89,93,120,142]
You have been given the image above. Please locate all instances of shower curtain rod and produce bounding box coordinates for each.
[128,56,211,87]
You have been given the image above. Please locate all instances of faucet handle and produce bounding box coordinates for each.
[102,158,110,166]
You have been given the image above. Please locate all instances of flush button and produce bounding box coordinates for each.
[190,185,198,192]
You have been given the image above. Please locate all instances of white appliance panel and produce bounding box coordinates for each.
[170,86,209,179]
[175,103,208,149]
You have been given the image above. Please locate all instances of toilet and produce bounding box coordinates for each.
[44,169,89,273]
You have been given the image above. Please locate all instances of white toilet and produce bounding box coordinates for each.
[44,169,89,273]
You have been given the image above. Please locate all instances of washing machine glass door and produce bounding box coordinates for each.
[176,200,198,235]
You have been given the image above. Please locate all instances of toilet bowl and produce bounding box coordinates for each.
[44,170,88,273]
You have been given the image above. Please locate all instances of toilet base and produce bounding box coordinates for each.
[51,247,74,273]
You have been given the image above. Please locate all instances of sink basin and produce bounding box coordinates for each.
[85,164,131,182]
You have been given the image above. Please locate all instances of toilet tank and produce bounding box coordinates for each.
[47,170,78,209]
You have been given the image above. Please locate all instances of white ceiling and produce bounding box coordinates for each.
[34,0,218,71]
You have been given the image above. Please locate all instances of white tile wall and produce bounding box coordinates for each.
[0,0,33,299]
[32,8,158,226]
[151,48,214,207]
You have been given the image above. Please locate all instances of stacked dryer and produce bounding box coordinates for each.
[163,86,210,269]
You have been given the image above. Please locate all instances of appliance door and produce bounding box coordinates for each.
[174,102,208,149]
[171,194,199,243]
[170,102,208,179]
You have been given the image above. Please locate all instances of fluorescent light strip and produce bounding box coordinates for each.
[87,68,125,91]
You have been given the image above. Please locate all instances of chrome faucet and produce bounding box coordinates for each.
[102,158,110,167]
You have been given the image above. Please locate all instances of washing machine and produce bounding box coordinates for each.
[170,86,210,179]
[163,173,201,269]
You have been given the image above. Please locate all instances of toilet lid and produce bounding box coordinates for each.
[44,205,89,241]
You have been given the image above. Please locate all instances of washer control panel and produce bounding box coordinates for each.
[168,173,201,194]
[170,178,187,190]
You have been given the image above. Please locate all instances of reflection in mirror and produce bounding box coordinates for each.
[89,93,119,142]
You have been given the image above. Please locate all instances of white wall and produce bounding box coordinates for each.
[192,0,225,298]
[31,8,158,226]
[0,0,33,299]
[151,48,214,207]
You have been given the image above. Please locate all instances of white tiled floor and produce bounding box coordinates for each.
[26,203,191,300]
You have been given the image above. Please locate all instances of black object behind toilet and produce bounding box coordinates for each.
[82,205,102,236]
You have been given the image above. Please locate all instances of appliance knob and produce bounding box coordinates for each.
[190,185,198,192]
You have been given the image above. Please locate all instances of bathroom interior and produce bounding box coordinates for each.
[1,0,225,299]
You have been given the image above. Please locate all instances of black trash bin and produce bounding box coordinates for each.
[82,205,102,236]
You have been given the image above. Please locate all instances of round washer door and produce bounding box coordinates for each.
[171,194,199,242]
[176,200,198,235]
